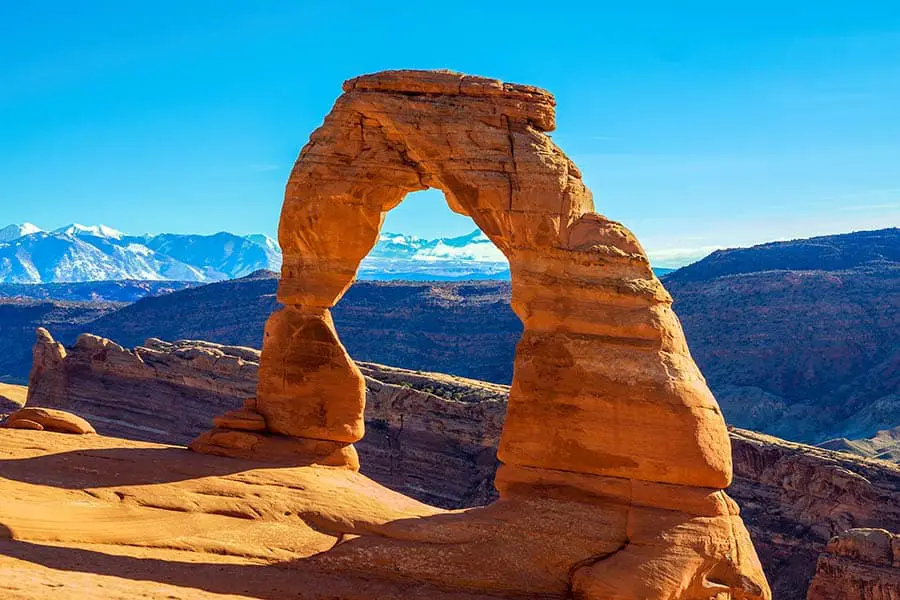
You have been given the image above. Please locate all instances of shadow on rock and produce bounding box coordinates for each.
[0,446,263,489]
[0,532,503,600]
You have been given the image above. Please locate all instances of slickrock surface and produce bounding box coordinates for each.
[0,429,749,599]
[806,529,900,600]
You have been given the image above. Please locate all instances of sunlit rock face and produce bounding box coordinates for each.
[192,69,770,599]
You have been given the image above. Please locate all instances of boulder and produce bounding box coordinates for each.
[2,407,94,434]
[4,418,43,431]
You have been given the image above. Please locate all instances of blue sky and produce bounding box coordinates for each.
[1,1,898,266]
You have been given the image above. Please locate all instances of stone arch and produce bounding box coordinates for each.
[196,69,732,491]
[190,70,770,599]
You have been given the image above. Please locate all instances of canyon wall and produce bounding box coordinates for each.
[806,529,900,600]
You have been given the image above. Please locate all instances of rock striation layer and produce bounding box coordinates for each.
[190,69,769,598]
[26,329,257,444]
[730,429,900,598]
[806,529,900,600]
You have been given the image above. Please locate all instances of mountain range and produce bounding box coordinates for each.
[0,223,516,284]
[0,223,279,283]
[0,223,674,285]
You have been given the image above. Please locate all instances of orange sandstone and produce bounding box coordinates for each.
[2,407,95,434]
[186,69,770,598]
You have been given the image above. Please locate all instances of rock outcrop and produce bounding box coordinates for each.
[26,329,257,444]
[187,69,769,598]
[807,529,900,600]
[1,407,95,434]
[730,429,900,598]
[26,330,508,508]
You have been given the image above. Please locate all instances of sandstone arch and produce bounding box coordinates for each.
[232,70,730,487]
[192,70,770,598]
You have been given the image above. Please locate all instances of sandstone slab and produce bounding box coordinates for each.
[0,430,756,599]
[2,407,95,434]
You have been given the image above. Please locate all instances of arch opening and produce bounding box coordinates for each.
[332,188,518,506]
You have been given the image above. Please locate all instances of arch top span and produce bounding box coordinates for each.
[277,69,599,309]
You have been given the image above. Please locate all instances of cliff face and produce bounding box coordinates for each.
[26,331,900,598]
[729,429,900,598]
[27,331,258,445]
[807,529,900,600]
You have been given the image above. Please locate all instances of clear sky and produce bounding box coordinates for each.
[1,1,898,266]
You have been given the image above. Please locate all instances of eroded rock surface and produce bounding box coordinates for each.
[730,429,900,598]
[806,529,900,600]
[2,407,95,434]
[27,329,258,444]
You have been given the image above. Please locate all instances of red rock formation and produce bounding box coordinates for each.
[730,429,900,598]
[807,529,900,600]
[26,331,258,444]
[193,69,769,599]
[2,407,94,434]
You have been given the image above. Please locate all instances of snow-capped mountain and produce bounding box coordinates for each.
[0,223,678,284]
[134,232,282,281]
[52,223,124,239]
[0,223,43,243]
[0,223,518,283]
[0,224,280,284]
[358,230,509,280]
